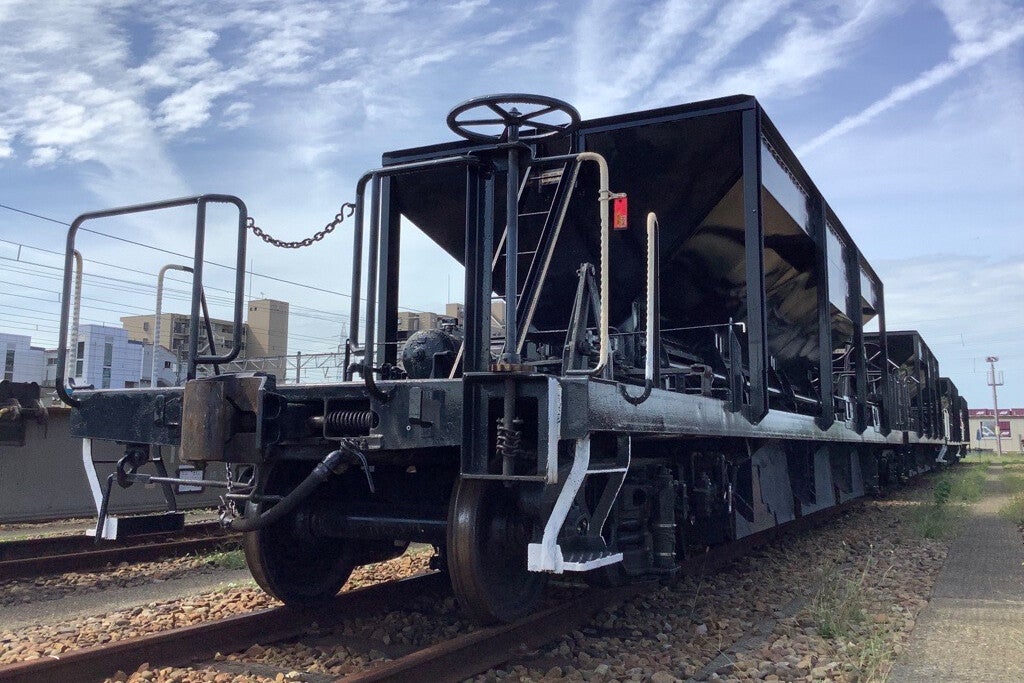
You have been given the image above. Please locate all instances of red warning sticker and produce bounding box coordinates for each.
[613,196,628,230]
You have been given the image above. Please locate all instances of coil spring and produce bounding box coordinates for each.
[324,409,377,435]
[495,417,524,458]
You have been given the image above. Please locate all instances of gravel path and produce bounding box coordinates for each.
[0,552,242,607]
[888,465,1024,682]
[474,485,948,682]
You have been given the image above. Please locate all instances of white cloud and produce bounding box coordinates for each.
[0,126,11,158]
[697,0,900,101]
[222,101,253,129]
[642,0,798,107]
[799,0,1024,154]
[0,0,188,203]
[877,254,1024,406]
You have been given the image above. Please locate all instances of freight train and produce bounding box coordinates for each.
[56,94,969,624]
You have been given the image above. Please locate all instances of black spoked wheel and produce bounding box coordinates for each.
[446,478,547,624]
[447,93,580,143]
[242,464,356,605]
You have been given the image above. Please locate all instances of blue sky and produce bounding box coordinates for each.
[0,0,1021,407]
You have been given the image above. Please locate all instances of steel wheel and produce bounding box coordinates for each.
[446,478,546,624]
[242,464,356,605]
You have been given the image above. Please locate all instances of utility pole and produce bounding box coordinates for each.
[987,356,1004,458]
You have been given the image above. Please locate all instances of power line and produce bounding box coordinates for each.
[0,261,351,325]
[0,238,349,320]
[0,202,427,312]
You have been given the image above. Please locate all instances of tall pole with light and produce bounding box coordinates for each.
[986,356,1004,458]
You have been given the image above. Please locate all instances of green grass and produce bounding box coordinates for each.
[946,467,986,503]
[966,450,1024,466]
[810,556,895,681]
[908,466,984,539]
[204,549,248,571]
[811,561,870,640]
[1000,495,1024,526]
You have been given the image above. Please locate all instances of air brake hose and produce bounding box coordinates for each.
[227,446,367,532]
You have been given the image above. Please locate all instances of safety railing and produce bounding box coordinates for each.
[56,195,248,407]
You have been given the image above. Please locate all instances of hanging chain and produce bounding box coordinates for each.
[247,202,356,249]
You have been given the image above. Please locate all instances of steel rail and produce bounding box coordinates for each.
[0,521,237,580]
[342,500,865,682]
[0,572,448,683]
[344,583,646,683]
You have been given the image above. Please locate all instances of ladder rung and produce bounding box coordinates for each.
[518,211,549,217]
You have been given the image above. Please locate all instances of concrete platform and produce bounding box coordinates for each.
[889,466,1024,682]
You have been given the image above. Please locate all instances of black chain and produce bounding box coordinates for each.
[247,202,356,249]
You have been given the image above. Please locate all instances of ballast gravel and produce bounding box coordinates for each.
[0,552,240,607]
[3,479,950,683]
[0,548,433,667]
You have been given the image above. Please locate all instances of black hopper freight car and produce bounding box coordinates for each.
[55,94,968,623]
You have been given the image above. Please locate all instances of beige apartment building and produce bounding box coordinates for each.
[120,299,289,372]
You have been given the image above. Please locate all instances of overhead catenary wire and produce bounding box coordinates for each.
[0,203,428,313]
[0,238,350,320]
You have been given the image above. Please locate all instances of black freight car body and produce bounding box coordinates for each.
[56,94,968,623]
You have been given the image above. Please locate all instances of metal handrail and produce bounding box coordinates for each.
[537,152,614,377]
[346,155,481,382]
[57,194,247,407]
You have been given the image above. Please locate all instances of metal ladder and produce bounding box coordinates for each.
[491,161,579,350]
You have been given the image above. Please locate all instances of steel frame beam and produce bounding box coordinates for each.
[811,192,834,430]
[741,108,768,424]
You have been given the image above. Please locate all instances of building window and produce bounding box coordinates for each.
[164,360,172,369]
[4,349,14,382]
[125,381,137,388]
[143,321,150,332]
[102,341,113,388]
[47,357,56,366]
[75,341,85,377]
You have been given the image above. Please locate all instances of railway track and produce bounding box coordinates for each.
[0,500,863,683]
[0,521,240,580]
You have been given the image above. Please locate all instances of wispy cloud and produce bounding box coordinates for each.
[696,0,900,102]
[798,0,1024,154]
[570,0,900,115]
[878,254,1024,398]
[0,1,188,203]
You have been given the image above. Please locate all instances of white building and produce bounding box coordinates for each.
[141,342,182,387]
[69,325,143,389]
[0,332,46,384]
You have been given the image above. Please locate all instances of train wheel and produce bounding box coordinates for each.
[446,478,546,624]
[242,463,356,605]
[243,505,357,605]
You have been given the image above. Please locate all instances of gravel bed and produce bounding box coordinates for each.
[120,579,588,682]
[0,547,433,667]
[472,492,947,682]
[105,488,946,683]
[3,483,948,683]
[0,552,240,607]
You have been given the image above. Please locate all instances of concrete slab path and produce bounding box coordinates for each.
[889,465,1024,682]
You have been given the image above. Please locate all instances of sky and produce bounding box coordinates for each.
[0,0,1021,407]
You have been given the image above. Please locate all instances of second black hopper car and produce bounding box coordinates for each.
[56,93,968,624]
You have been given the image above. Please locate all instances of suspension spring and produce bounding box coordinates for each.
[323,409,378,435]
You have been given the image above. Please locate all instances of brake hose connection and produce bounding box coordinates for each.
[223,441,375,532]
